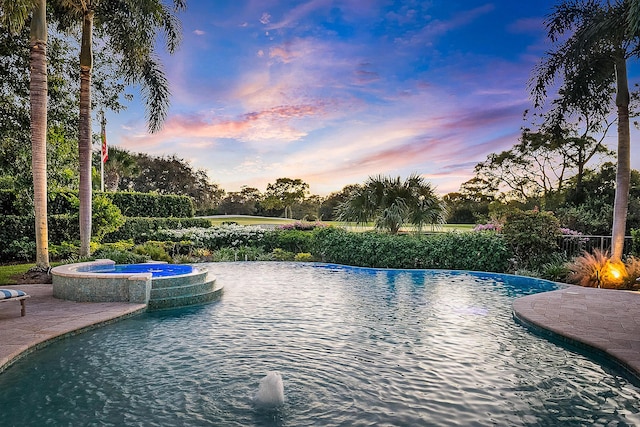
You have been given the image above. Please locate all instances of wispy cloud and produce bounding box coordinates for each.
[121,102,327,150]
[264,0,333,30]
[105,0,626,196]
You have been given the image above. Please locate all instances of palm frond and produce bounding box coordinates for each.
[137,55,170,133]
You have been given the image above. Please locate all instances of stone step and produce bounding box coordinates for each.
[147,286,224,311]
[151,270,209,289]
[150,278,217,300]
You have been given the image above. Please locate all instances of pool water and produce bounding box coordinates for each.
[82,263,194,277]
[1,262,639,426]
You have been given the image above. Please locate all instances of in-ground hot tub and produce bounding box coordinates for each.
[51,259,222,309]
[82,263,195,277]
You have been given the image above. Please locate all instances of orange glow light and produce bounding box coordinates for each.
[609,266,621,279]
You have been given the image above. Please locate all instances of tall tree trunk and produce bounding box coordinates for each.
[30,0,49,269]
[611,56,631,261]
[79,11,94,256]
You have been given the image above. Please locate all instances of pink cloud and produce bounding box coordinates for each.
[120,103,326,149]
[269,44,297,63]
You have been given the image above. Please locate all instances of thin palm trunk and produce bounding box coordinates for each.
[611,56,631,261]
[30,0,49,268]
[78,11,93,256]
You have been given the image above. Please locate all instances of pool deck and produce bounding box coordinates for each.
[0,284,146,374]
[513,285,640,382]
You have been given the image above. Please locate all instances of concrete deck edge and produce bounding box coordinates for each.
[512,293,640,386]
[0,304,147,375]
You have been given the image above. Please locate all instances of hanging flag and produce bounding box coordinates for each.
[101,126,108,163]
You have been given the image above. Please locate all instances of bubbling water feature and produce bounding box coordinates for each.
[254,371,285,407]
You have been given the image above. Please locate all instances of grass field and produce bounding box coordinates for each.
[202,215,474,232]
[0,263,36,285]
[202,215,297,226]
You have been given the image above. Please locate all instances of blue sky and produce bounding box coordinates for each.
[104,0,639,196]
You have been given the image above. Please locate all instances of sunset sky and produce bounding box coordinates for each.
[105,0,639,196]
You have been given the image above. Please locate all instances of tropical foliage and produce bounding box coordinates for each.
[337,174,447,233]
[501,209,562,270]
[532,0,639,261]
[52,0,187,256]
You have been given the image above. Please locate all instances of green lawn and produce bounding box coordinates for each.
[201,215,474,232]
[201,215,298,226]
[0,263,35,285]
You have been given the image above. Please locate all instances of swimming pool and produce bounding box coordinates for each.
[1,262,639,426]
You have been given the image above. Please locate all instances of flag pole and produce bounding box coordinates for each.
[100,111,106,192]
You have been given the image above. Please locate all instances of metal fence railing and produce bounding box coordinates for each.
[560,235,634,258]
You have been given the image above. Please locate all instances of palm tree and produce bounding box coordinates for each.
[532,0,639,261]
[55,0,186,256]
[337,174,447,234]
[103,147,139,191]
[0,0,50,269]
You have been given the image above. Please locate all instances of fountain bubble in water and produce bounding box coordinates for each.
[254,371,285,407]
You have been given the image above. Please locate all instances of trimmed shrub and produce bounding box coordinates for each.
[88,195,126,242]
[0,216,34,261]
[0,215,77,261]
[502,210,561,270]
[105,192,194,218]
[48,190,77,215]
[48,190,195,217]
[294,252,315,262]
[271,248,296,261]
[5,237,36,261]
[260,229,314,253]
[311,227,511,272]
[133,241,172,262]
[49,215,79,244]
[92,248,150,264]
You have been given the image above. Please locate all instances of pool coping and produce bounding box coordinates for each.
[512,285,640,384]
[0,284,147,374]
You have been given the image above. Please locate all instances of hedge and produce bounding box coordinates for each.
[260,229,315,253]
[311,227,511,272]
[45,190,194,218]
[102,217,212,243]
[0,215,79,261]
[0,190,16,214]
[104,192,194,218]
[0,215,211,261]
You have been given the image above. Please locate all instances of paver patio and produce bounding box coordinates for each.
[513,285,640,382]
[0,283,146,373]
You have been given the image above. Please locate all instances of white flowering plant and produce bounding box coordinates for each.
[154,224,266,250]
